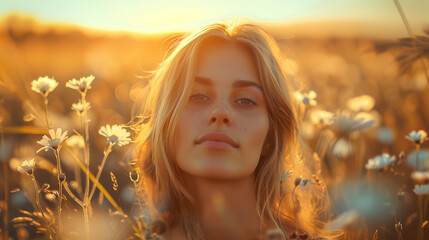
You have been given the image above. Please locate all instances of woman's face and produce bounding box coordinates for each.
[173,38,270,180]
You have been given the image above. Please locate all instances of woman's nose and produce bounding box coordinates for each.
[208,100,231,125]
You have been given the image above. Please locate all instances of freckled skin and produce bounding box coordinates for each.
[173,38,269,180]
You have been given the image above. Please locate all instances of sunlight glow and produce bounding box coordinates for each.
[0,0,427,34]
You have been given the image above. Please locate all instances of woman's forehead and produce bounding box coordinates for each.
[195,37,260,85]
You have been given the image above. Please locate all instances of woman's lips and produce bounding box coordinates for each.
[195,132,239,148]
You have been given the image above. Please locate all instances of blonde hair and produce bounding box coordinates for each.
[134,21,330,239]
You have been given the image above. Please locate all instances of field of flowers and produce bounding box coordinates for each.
[0,13,428,240]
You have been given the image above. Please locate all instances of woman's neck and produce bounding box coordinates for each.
[183,173,268,240]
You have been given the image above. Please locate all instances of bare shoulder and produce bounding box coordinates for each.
[285,231,330,240]
[273,222,329,240]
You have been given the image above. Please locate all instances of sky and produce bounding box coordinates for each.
[0,0,428,35]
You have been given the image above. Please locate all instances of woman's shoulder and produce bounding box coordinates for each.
[272,221,330,240]
[151,222,330,240]
[268,230,328,240]
[285,230,329,240]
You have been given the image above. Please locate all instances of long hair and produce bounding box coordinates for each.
[133,21,331,239]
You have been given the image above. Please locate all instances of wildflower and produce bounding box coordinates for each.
[407,149,429,170]
[375,126,394,144]
[411,171,429,184]
[266,228,285,240]
[98,124,131,146]
[294,90,317,106]
[346,95,375,112]
[405,130,428,145]
[66,75,95,93]
[17,159,36,174]
[365,153,396,170]
[300,178,313,190]
[71,101,90,115]
[66,135,85,148]
[59,173,66,182]
[330,138,353,158]
[294,177,303,187]
[282,171,292,181]
[329,110,375,134]
[31,76,58,96]
[310,108,334,126]
[37,128,68,153]
[413,184,429,195]
[45,193,56,202]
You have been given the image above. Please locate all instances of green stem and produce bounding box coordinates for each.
[416,144,420,171]
[418,195,424,240]
[424,196,429,220]
[74,158,84,199]
[31,173,54,239]
[54,150,63,240]
[80,93,91,240]
[88,143,113,202]
[63,181,84,207]
[43,95,50,129]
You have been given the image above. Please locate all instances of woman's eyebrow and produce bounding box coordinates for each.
[194,77,262,91]
[232,80,262,91]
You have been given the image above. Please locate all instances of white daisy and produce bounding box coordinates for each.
[66,75,95,93]
[407,149,429,171]
[294,90,317,106]
[413,184,429,195]
[405,130,428,145]
[45,192,57,202]
[329,110,375,134]
[37,128,69,153]
[17,158,36,173]
[365,153,396,170]
[282,170,292,181]
[66,135,85,148]
[331,138,353,158]
[346,95,375,112]
[310,109,334,126]
[31,76,58,96]
[300,178,313,190]
[71,101,91,115]
[98,124,131,146]
[375,126,394,144]
[266,228,285,239]
[411,171,429,183]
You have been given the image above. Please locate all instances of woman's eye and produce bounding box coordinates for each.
[237,98,256,105]
[190,94,209,102]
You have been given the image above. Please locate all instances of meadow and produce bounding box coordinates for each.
[0,13,428,240]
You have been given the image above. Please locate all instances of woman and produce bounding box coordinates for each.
[134,21,330,240]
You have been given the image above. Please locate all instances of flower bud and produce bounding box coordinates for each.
[294,177,302,187]
[59,173,66,183]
